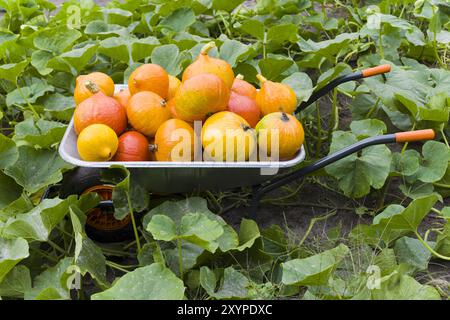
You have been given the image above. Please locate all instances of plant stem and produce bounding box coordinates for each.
[414,231,450,261]
[315,104,322,158]
[126,192,142,254]
[106,261,130,273]
[298,210,337,247]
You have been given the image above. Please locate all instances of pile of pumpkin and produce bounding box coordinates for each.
[74,42,304,162]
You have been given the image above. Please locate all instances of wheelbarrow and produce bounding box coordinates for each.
[52,64,436,241]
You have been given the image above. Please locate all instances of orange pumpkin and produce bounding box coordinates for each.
[128,64,169,99]
[126,91,171,137]
[255,112,304,160]
[182,41,234,88]
[74,81,127,135]
[74,72,115,105]
[114,88,131,109]
[113,131,151,161]
[227,92,260,128]
[151,119,195,161]
[256,74,297,115]
[202,111,256,162]
[173,73,230,122]
[231,74,257,99]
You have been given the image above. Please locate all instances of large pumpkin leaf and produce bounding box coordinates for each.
[281,244,350,286]
[150,44,187,76]
[47,43,98,75]
[0,61,29,84]
[0,265,31,298]
[33,26,81,54]
[5,146,72,194]
[13,118,66,148]
[0,134,18,169]
[91,263,185,300]
[0,237,29,283]
[394,236,432,271]
[6,79,54,107]
[24,257,72,300]
[99,36,159,65]
[70,208,108,288]
[414,141,450,183]
[200,266,250,299]
[325,131,392,198]
[142,197,240,252]
[159,8,196,33]
[219,39,253,68]
[0,171,22,211]
[1,198,73,241]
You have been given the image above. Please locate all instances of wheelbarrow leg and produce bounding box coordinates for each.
[247,130,435,218]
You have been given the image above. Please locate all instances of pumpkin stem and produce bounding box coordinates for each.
[241,124,252,131]
[281,112,290,122]
[85,81,100,94]
[236,74,244,80]
[256,74,267,84]
[200,41,216,55]
[160,99,166,107]
[149,144,157,152]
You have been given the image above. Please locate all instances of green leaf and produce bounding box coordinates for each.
[24,257,72,300]
[147,214,177,241]
[355,272,441,300]
[47,43,98,75]
[219,39,252,68]
[235,219,260,251]
[6,79,54,107]
[394,236,432,271]
[350,119,387,139]
[373,195,439,233]
[70,209,108,288]
[237,19,264,40]
[415,141,450,183]
[101,166,149,220]
[297,33,359,60]
[142,197,238,252]
[0,237,29,283]
[84,20,126,36]
[34,26,81,54]
[325,131,392,198]
[4,146,72,194]
[267,23,298,46]
[40,93,75,121]
[99,36,159,64]
[0,171,22,211]
[31,50,54,76]
[258,56,294,80]
[0,265,31,298]
[200,267,250,299]
[159,8,196,32]
[281,72,314,103]
[391,150,421,176]
[0,61,29,83]
[13,118,66,148]
[91,263,185,300]
[0,134,18,169]
[151,44,185,76]
[282,244,350,286]
[435,222,450,256]
[212,0,244,12]
[1,198,73,241]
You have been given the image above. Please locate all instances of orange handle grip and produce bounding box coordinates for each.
[361,64,391,77]
[395,129,435,143]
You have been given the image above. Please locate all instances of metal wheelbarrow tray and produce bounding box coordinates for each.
[57,64,436,216]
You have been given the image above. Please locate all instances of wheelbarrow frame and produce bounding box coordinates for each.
[53,63,436,221]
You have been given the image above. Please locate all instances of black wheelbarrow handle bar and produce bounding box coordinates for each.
[250,129,435,217]
[295,64,392,113]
